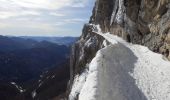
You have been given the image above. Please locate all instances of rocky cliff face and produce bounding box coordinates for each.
[69,0,170,98]
[70,24,105,84]
[90,0,170,58]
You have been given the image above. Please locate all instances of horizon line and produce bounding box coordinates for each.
[1,35,80,38]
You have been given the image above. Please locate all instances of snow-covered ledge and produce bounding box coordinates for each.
[69,24,170,100]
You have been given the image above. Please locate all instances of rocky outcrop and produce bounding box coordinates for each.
[69,0,170,98]
[70,24,106,84]
[90,0,170,58]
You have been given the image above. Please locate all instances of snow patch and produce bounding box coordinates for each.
[110,0,125,25]
[79,49,104,100]
[32,90,37,98]
[38,80,41,82]
[39,82,43,87]
[51,75,55,79]
[102,40,108,47]
[115,0,125,24]
[11,82,25,93]
[69,66,89,100]
[110,0,119,25]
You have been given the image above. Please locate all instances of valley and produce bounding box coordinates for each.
[0,35,76,100]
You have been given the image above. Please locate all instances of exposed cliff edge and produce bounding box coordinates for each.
[69,0,170,100]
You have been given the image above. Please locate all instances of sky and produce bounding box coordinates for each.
[0,0,95,37]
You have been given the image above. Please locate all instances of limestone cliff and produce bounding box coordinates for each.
[69,0,170,99]
[90,0,170,58]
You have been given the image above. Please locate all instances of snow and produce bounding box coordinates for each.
[51,75,55,79]
[102,40,108,47]
[69,68,88,100]
[38,82,42,87]
[70,24,170,100]
[11,82,16,85]
[79,50,104,100]
[110,0,125,25]
[85,38,94,48]
[32,90,37,98]
[115,0,125,24]
[11,82,25,93]
[110,0,119,25]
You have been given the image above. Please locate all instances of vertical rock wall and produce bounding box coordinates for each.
[90,0,170,59]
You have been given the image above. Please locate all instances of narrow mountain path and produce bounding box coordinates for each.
[78,25,170,100]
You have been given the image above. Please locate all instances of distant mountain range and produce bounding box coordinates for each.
[0,35,74,100]
[0,36,37,52]
[0,35,72,83]
[20,36,78,46]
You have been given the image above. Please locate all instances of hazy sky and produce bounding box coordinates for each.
[0,0,95,36]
